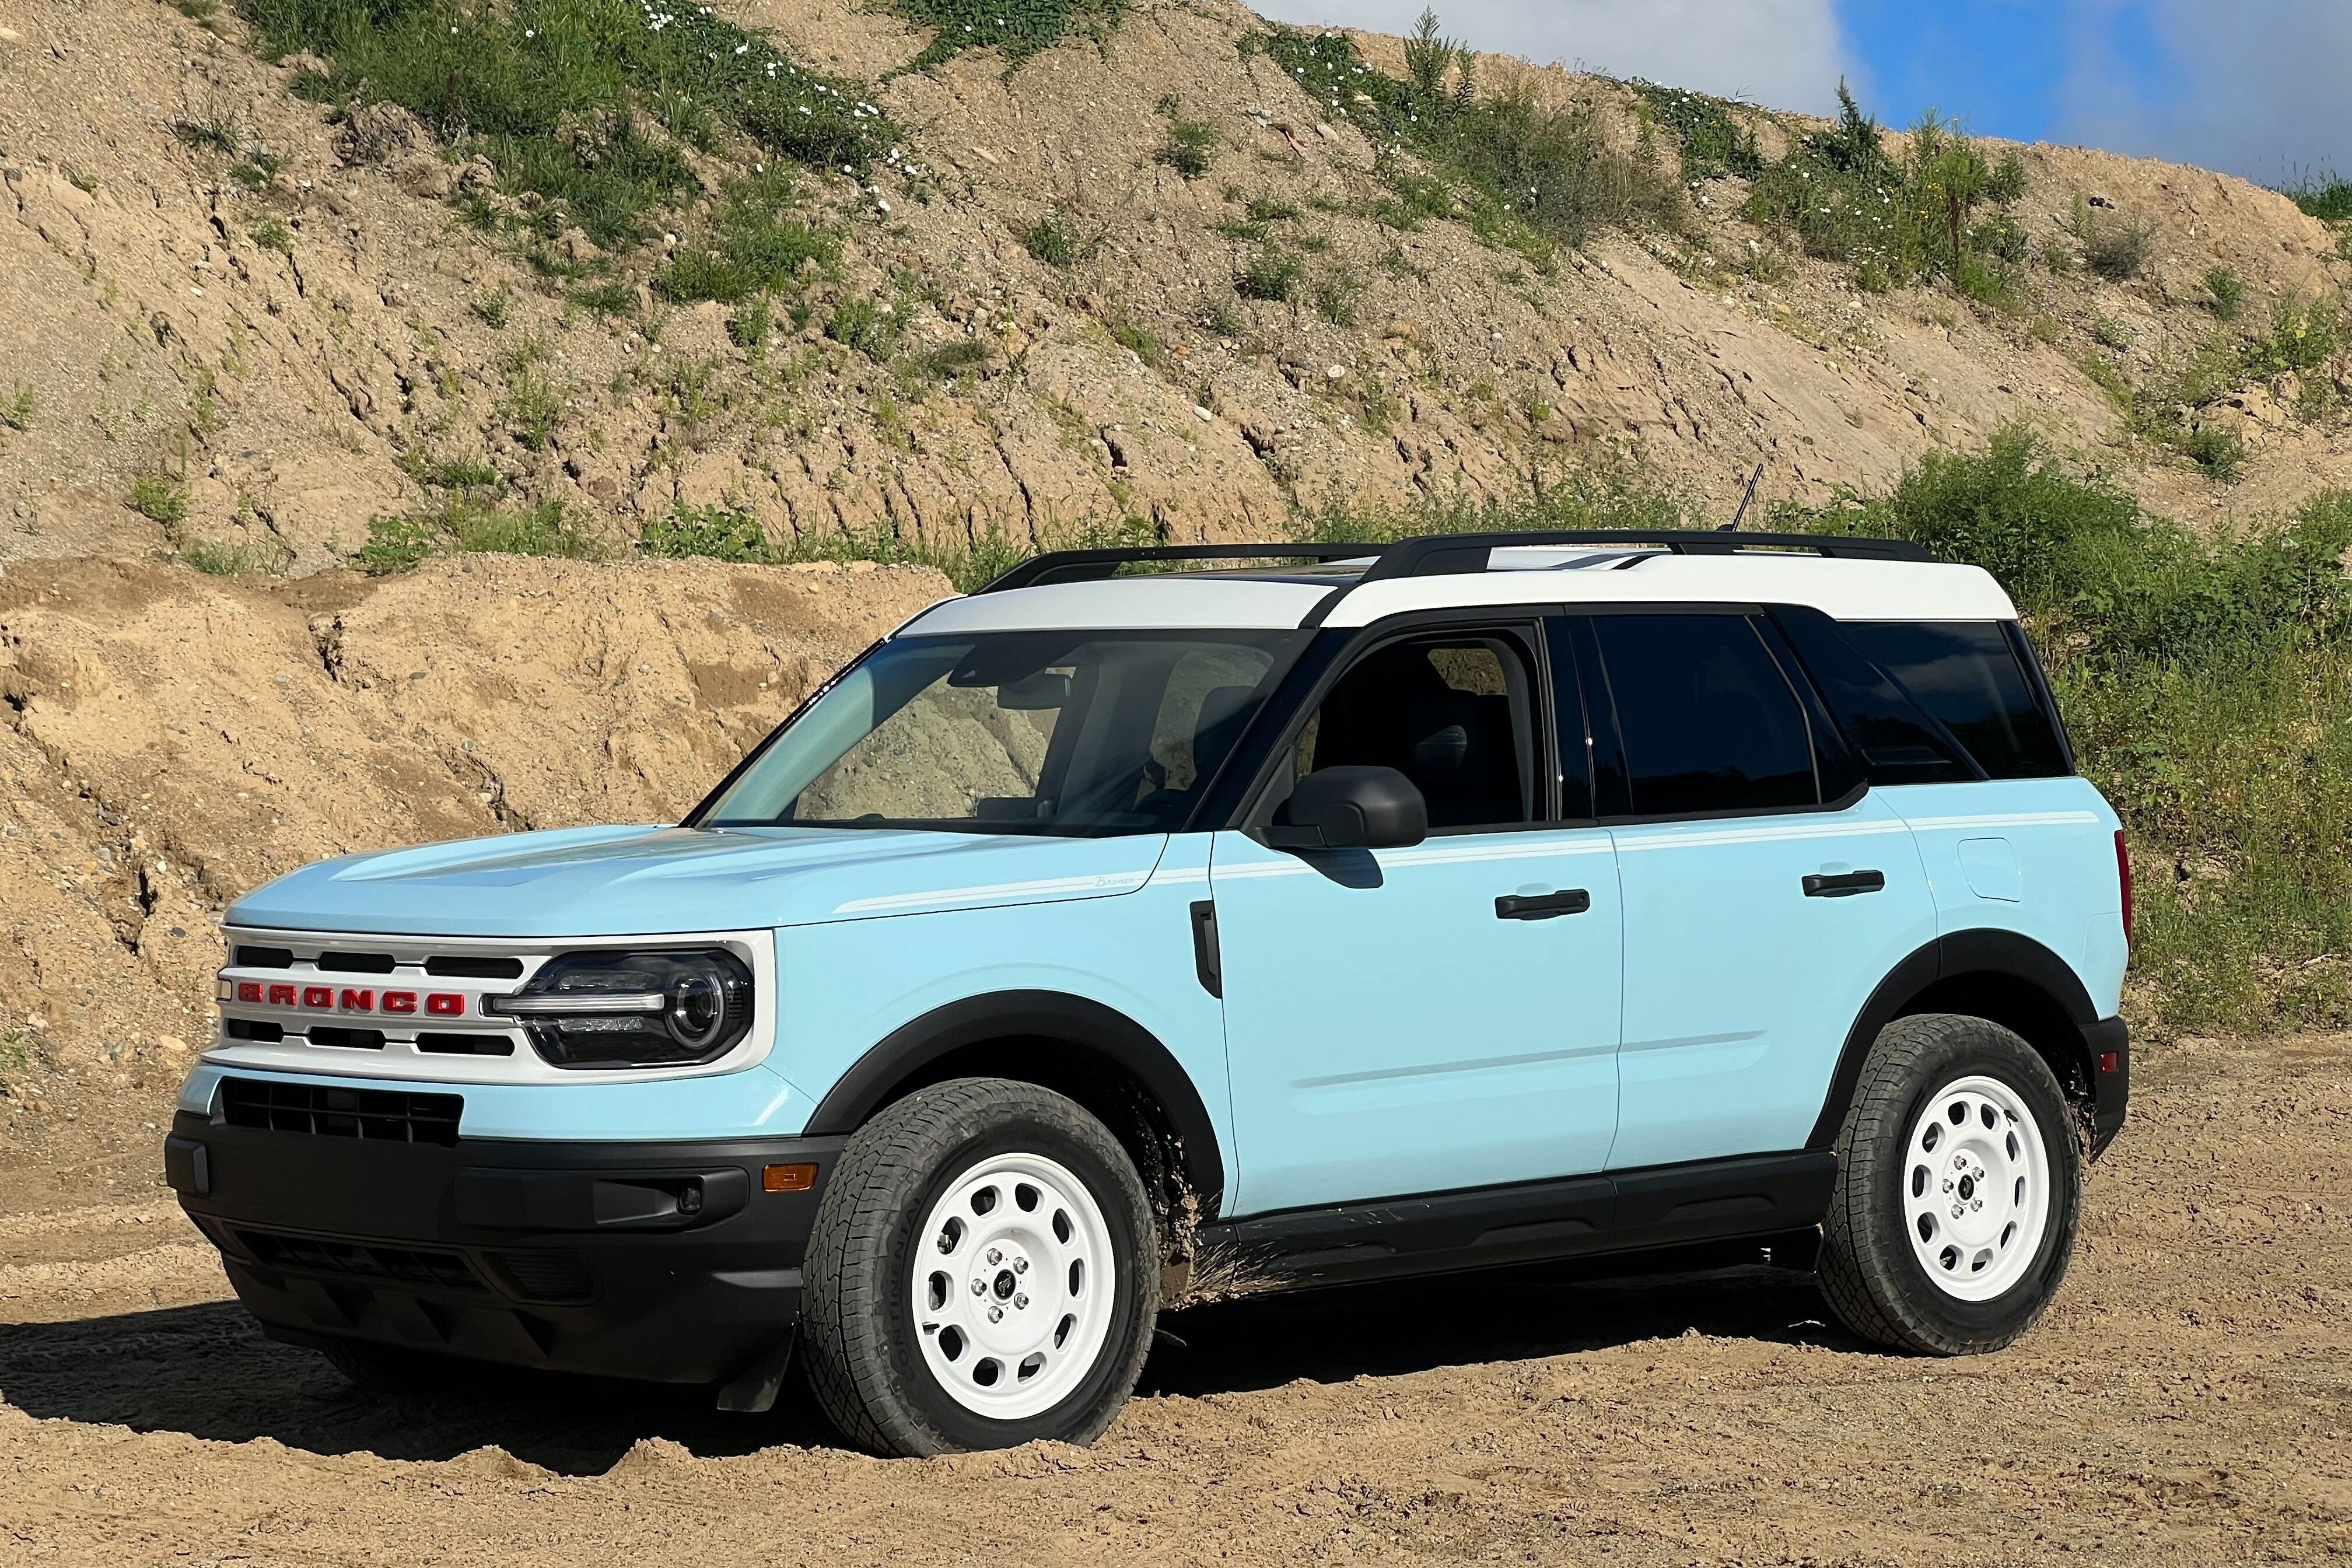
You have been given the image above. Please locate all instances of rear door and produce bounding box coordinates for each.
[1211,617,1623,1217]
[1572,610,1940,1171]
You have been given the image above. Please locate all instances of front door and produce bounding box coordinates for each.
[1211,622,1623,1218]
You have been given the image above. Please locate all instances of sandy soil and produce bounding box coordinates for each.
[2,1031,2347,1567]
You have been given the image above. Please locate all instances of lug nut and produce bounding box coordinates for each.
[971,1278,986,1295]
[988,1306,1003,1323]
[986,1248,1003,1265]
[1013,1256,1028,1274]
[1013,1293,1028,1310]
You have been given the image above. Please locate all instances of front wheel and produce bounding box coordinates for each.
[1818,1014,2082,1354]
[800,1079,1158,1455]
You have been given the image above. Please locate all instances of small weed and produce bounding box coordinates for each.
[249,217,292,253]
[172,0,220,20]
[2071,198,2155,281]
[2175,424,2245,480]
[181,537,292,575]
[728,298,775,352]
[1314,265,1364,327]
[1202,292,1245,336]
[169,111,240,156]
[1,385,34,432]
[656,169,838,304]
[1245,196,1300,222]
[2246,292,2344,377]
[2090,315,2134,352]
[404,450,502,490]
[826,298,900,360]
[569,280,636,317]
[1021,207,1083,267]
[2204,267,2246,323]
[1107,316,1167,367]
[473,284,516,330]
[496,364,567,449]
[895,338,989,393]
[665,357,725,430]
[128,474,189,526]
[1158,117,1218,180]
[1237,244,1303,302]
[64,166,99,195]
[639,503,771,562]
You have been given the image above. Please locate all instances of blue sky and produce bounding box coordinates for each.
[1251,1,2352,184]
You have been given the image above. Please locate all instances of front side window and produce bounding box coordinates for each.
[1589,614,1820,817]
[1294,632,1540,830]
[1836,621,2069,780]
[698,631,1306,835]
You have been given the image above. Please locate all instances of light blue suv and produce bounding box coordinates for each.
[167,530,2132,1455]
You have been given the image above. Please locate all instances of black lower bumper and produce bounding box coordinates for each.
[166,1109,841,1390]
[2087,1015,2129,1158]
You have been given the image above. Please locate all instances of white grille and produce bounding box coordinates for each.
[206,926,776,1084]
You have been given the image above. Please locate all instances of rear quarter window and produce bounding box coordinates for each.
[1836,621,2071,780]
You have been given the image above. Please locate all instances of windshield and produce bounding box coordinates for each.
[696,631,1310,835]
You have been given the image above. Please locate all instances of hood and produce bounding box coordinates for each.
[228,823,1171,937]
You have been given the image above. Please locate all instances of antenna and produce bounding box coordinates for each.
[1721,462,1764,532]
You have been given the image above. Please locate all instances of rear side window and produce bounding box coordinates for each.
[1837,621,2070,779]
[1588,614,1819,817]
[1769,607,1977,786]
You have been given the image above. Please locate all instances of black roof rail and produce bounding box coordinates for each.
[975,542,1382,593]
[972,530,1933,595]
[1350,529,1932,583]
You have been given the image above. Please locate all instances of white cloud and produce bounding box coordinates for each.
[2057,0,2352,181]
[1249,0,1851,116]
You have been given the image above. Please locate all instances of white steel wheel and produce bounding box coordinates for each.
[909,1150,1116,1420]
[1899,1073,2052,1302]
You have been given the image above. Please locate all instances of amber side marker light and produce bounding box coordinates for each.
[762,1163,818,1194]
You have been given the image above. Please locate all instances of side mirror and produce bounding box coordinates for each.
[1269,765,1428,850]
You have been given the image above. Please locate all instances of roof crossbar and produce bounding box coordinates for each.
[972,529,1934,596]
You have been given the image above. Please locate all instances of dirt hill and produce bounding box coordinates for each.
[4,0,2352,1182]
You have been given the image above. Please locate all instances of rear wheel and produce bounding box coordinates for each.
[801,1079,1158,1455]
[1818,1013,2082,1354]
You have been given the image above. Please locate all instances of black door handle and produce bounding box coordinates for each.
[1803,870,1887,898]
[1496,889,1591,921]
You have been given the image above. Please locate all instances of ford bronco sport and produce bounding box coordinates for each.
[167,530,2131,1455]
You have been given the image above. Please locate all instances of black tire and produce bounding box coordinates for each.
[800,1078,1159,1456]
[318,1338,471,1395]
[1818,1013,2082,1355]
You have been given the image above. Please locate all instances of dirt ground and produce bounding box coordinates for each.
[2,1031,2347,1566]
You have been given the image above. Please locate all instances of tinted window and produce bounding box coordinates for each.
[1838,621,2068,779]
[1590,614,1819,817]
[1298,634,1538,830]
[1770,606,1976,785]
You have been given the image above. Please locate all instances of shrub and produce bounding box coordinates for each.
[639,504,772,562]
[1157,117,1217,180]
[1265,16,1682,252]
[2244,292,2343,377]
[1236,244,1303,302]
[2203,266,2245,322]
[128,475,189,526]
[471,284,515,329]
[1636,82,1763,183]
[1021,208,1082,267]
[1746,86,2025,293]
[827,297,900,359]
[2073,200,2155,281]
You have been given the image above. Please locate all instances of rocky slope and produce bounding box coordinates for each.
[5,0,2350,579]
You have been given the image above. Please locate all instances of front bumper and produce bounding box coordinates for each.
[166,1100,841,1390]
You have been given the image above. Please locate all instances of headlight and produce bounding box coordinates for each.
[487,950,755,1069]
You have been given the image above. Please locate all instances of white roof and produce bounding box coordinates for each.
[895,548,2016,638]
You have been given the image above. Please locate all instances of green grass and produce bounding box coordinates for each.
[655,167,838,304]
[181,537,293,575]
[1,384,33,432]
[1263,15,1684,254]
[1635,81,1762,184]
[890,0,1125,70]
[2203,266,2245,323]
[356,495,602,572]
[1021,208,1083,267]
[1157,116,1218,181]
[826,297,900,360]
[2275,168,2352,222]
[1236,244,1303,303]
[240,0,884,253]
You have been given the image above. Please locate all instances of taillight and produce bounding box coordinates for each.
[2115,829,2133,947]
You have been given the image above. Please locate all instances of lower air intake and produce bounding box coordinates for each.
[220,1077,462,1146]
